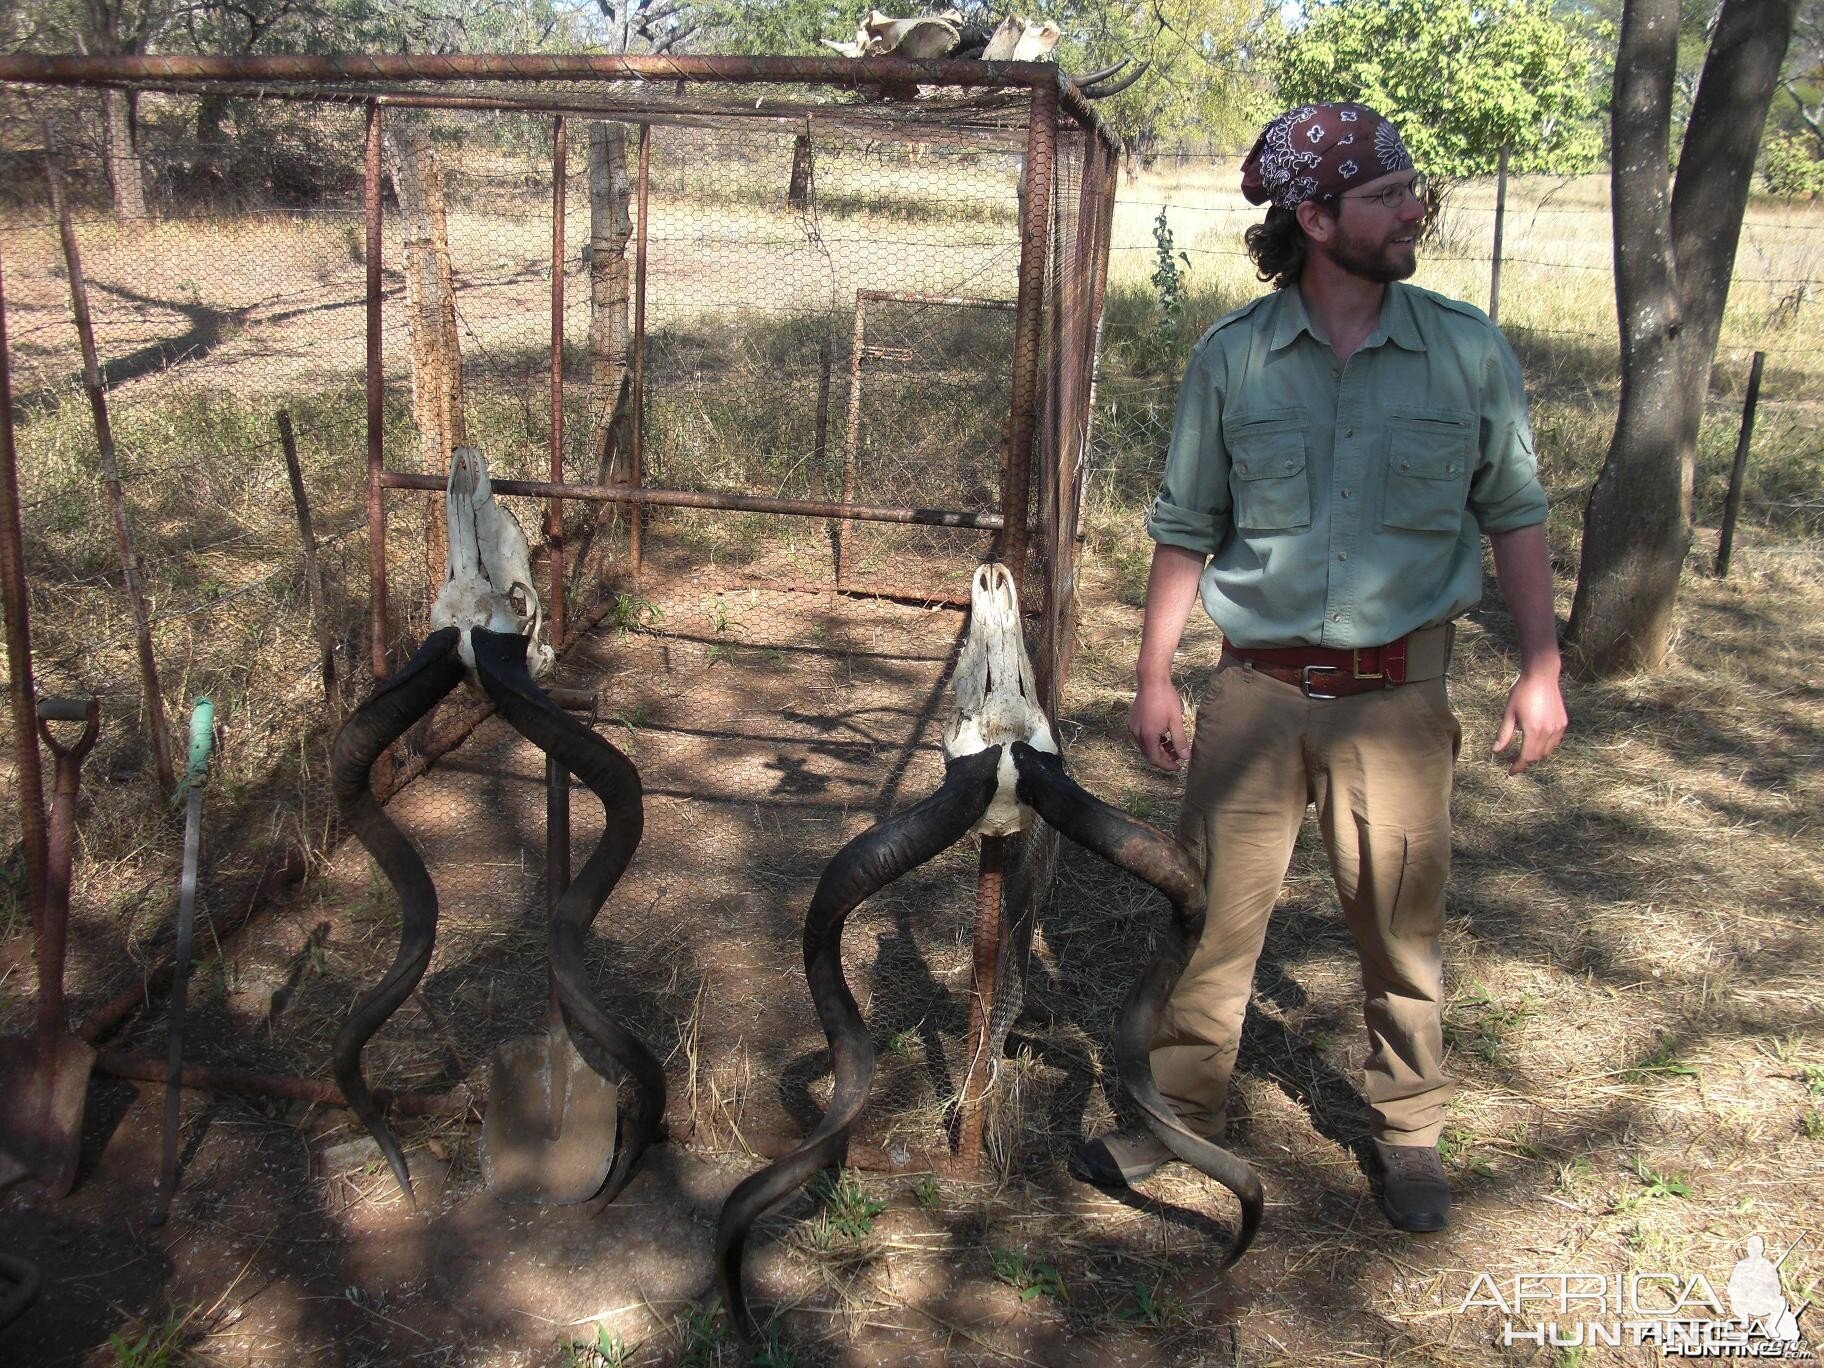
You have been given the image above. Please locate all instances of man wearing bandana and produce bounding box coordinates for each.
[1073,103,1568,1232]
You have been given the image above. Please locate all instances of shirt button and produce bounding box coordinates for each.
[1330,368,1339,378]
[1331,612,1342,622]
[1341,488,1352,498]
[1344,426,1354,437]
[1337,552,1347,561]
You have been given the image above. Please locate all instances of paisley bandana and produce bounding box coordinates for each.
[1241,103,1414,210]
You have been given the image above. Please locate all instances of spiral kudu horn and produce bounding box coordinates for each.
[715,746,1003,1338]
[330,627,466,1204]
[1011,741,1263,1265]
[470,628,662,1204]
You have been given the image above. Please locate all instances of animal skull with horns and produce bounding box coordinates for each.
[428,446,555,684]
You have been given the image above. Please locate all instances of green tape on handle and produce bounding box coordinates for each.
[181,697,214,793]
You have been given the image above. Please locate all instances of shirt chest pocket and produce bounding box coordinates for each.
[1227,417,1311,532]
[1381,410,1474,534]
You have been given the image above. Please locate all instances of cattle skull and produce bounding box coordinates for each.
[428,446,556,683]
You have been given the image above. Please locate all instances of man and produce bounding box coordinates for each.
[1073,103,1568,1232]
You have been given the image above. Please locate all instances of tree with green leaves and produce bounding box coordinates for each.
[1267,0,1608,176]
[1766,0,1823,193]
[1566,0,1798,672]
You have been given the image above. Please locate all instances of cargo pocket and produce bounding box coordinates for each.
[1381,410,1473,535]
[1227,416,1310,532]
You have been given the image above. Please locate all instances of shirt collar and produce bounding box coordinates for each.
[1269,281,1429,354]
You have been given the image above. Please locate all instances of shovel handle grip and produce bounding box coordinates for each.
[36,696,93,723]
[176,697,214,797]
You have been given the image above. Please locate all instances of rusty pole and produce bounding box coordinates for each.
[0,52,1062,91]
[92,1051,480,1118]
[812,331,832,537]
[549,115,567,651]
[1715,350,1767,580]
[1001,81,1057,586]
[956,834,1006,1169]
[364,101,388,681]
[0,248,48,943]
[277,412,340,726]
[44,146,175,794]
[630,122,651,578]
[837,292,867,586]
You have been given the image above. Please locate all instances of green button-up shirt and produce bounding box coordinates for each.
[1144,281,1548,649]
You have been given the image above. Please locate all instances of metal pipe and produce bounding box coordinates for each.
[278,412,339,726]
[855,290,1015,311]
[364,101,388,680]
[956,834,1006,1169]
[0,52,1061,90]
[549,115,567,651]
[630,122,650,578]
[44,143,175,794]
[377,470,1008,528]
[92,1051,481,1119]
[1002,81,1057,583]
[837,291,868,585]
[0,246,48,944]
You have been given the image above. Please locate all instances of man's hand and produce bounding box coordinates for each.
[1125,543,1208,773]
[1492,669,1567,775]
[1487,523,1568,776]
[1128,675,1189,772]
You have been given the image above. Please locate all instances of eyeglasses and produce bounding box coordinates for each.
[1329,173,1430,209]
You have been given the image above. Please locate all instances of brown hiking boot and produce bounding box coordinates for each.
[1071,1129,1173,1188]
[1373,1140,1451,1232]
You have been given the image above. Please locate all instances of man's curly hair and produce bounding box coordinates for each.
[1244,206,1314,290]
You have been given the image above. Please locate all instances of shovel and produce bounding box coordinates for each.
[479,748,619,1204]
[0,696,100,1198]
[150,698,213,1226]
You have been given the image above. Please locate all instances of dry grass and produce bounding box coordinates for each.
[0,153,1820,1366]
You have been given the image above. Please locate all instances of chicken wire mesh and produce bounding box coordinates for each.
[0,71,1117,1164]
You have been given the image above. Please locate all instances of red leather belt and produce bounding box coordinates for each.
[1223,636,1412,699]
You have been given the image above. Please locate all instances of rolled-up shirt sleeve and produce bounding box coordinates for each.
[1144,345,1231,555]
[1469,330,1549,533]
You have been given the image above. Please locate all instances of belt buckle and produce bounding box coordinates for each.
[1352,648,1384,682]
[1302,664,1340,699]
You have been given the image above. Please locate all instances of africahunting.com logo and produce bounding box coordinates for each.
[1459,1235,1813,1357]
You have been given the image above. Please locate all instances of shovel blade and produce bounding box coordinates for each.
[0,1033,95,1199]
[481,1028,617,1205]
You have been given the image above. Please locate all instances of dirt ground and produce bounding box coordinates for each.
[4,536,1822,1367]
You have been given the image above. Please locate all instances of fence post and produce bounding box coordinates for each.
[0,248,50,937]
[45,138,175,794]
[1714,350,1765,579]
[365,100,388,681]
[548,115,567,652]
[1489,145,1509,325]
[277,411,339,726]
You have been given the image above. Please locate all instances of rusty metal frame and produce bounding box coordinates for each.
[549,116,568,650]
[0,54,1121,1181]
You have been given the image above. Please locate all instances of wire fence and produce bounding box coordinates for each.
[0,76,1122,1163]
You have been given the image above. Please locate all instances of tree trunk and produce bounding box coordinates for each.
[588,121,633,481]
[787,131,814,210]
[389,125,467,592]
[102,87,146,218]
[1566,0,1798,675]
[188,92,230,200]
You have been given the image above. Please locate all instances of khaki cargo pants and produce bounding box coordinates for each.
[1150,654,1462,1147]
